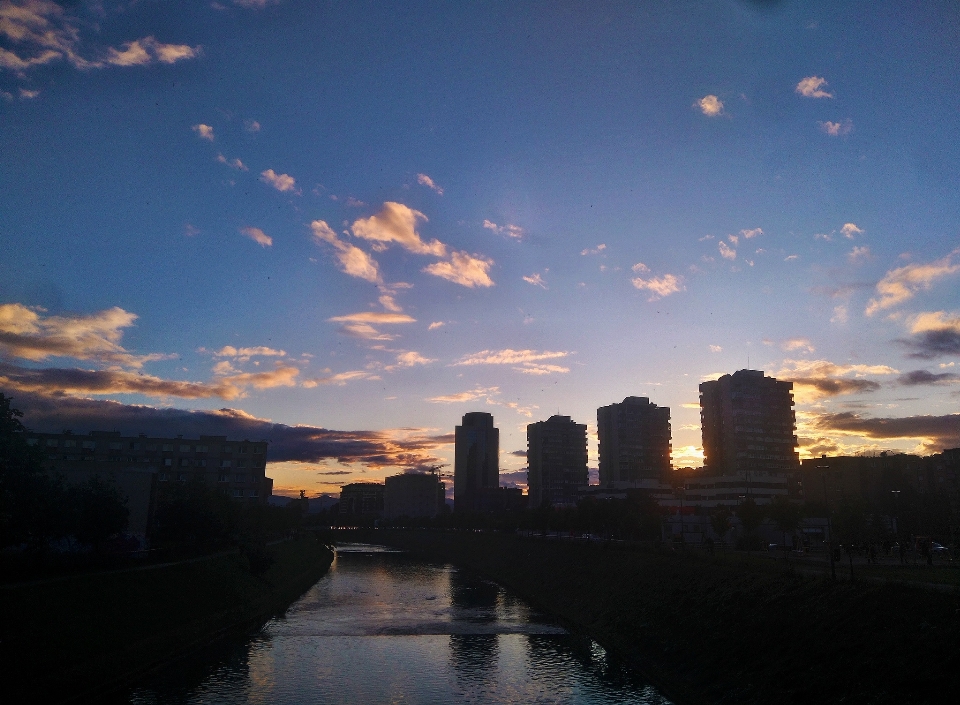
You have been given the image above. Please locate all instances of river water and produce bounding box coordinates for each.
[126,543,672,704]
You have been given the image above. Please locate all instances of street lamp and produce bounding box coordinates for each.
[817,455,836,582]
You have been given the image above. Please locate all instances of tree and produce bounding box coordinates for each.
[736,498,766,551]
[709,506,733,547]
[768,496,803,559]
[69,476,129,551]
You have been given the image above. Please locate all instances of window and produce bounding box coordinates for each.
[235,474,246,483]
[45,438,58,447]
[180,458,191,467]
[130,442,141,450]
[232,489,243,498]
[109,442,122,450]
[64,440,76,448]
[180,444,191,452]
[218,474,229,483]
[250,489,259,498]
[253,445,264,455]
[223,446,233,453]
[237,459,248,468]
[178,473,187,482]
[158,473,169,482]
[146,444,156,451]
[197,459,207,467]
[26,438,38,446]
[162,444,172,451]
[163,458,173,467]
[82,440,95,449]
[196,445,208,453]
[220,460,232,468]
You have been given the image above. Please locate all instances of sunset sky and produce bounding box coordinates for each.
[2,0,959,497]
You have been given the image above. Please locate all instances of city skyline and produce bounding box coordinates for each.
[2,1,960,497]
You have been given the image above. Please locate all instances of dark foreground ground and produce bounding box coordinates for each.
[354,529,960,705]
[0,535,333,704]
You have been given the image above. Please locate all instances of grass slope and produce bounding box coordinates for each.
[0,535,333,703]
[373,530,960,705]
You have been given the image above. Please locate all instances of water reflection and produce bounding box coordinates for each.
[127,543,671,704]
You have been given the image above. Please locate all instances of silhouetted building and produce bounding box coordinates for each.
[25,431,272,535]
[527,415,588,508]
[454,412,499,512]
[338,482,384,519]
[699,369,799,476]
[597,396,672,486]
[384,472,445,520]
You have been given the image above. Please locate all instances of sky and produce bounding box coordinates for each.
[2,0,960,498]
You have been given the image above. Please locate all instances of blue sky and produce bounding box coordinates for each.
[2,0,959,496]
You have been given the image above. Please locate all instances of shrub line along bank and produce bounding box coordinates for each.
[361,529,960,705]
[0,534,333,704]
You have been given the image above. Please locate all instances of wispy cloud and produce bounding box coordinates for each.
[393,351,436,368]
[811,411,960,453]
[416,173,444,195]
[632,273,684,301]
[239,226,272,247]
[709,345,722,353]
[212,345,286,361]
[897,369,959,386]
[192,124,214,141]
[260,169,298,193]
[244,119,260,132]
[106,37,198,67]
[848,246,871,263]
[898,311,960,359]
[514,363,569,375]
[311,220,381,284]
[327,311,416,341]
[352,202,446,256]
[454,349,570,367]
[303,370,380,387]
[428,321,445,331]
[741,228,763,239]
[781,338,815,353]
[718,241,736,260]
[841,223,864,239]
[483,220,524,239]
[581,244,606,256]
[820,119,853,136]
[426,386,500,403]
[423,251,495,288]
[775,358,898,402]
[523,273,547,289]
[217,154,247,170]
[865,248,960,315]
[695,95,724,116]
[796,76,833,98]
[0,303,171,368]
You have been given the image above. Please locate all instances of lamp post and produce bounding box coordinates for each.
[817,456,836,582]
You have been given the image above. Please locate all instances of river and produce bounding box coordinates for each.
[125,543,672,704]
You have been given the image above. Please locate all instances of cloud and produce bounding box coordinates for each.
[0,303,170,368]
[7,391,451,469]
[239,226,272,247]
[428,321,445,330]
[865,249,960,315]
[709,345,722,353]
[454,349,570,367]
[509,450,527,457]
[820,119,853,136]
[841,223,864,239]
[740,228,763,239]
[898,310,960,359]
[848,246,871,263]
[303,370,380,387]
[327,311,416,341]
[631,262,649,273]
[811,411,960,453]
[695,95,724,116]
[310,220,381,284]
[232,0,281,8]
[581,244,606,256]
[514,363,569,375]
[774,358,898,402]
[260,169,298,193]
[192,124,214,141]
[796,76,833,98]
[244,119,260,132]
[482,220,525,239]
[213,346,286,361]
[106,37,197,67]
[416,173,444,195]
[423,251,495,288]
[523,273,547,289]
[718,241,736,260]
[785,255,799,261]
[831,306,848,324]
[897,370,959,386]
[217,154,247,171]
[426,386,500,403]
[631,273,684,301]
[781,338,815,353]
[378,294,402,312]
[18,87,38,98]
[352,202,446,256]
[0,3,199,76]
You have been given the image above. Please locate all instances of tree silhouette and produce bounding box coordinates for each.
[709,506,733,547]
[768,496,803,559]
[736,498,765,551]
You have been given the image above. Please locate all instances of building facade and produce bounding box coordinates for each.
[25,431,272,535]
[454,412,499,512]
[527,415,588,508]
[699,369,799,476]
[597,396,672,486]
[384,472,445,520]
[338,482,384,520]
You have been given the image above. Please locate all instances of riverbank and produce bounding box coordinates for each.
[0,534,333,704]
[364,529,959,705]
